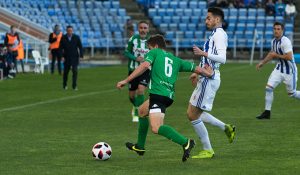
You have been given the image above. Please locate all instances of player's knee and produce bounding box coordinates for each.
[265,86,273,92]
[150,125,159,134]
[138,108,148,117]
[187,109,198,121]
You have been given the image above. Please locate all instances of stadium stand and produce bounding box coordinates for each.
[0,0,130,48]
[145,0,294,49]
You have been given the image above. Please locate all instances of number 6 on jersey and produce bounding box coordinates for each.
[165,57,173,77]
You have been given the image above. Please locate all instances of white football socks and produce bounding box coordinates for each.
[200,112,225,131]
[191,118,212,150]
[265,88,274,111]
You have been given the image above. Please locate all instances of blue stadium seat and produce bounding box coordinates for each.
[197,23,206,31]
[158,9,165,16]
[160,1,169,8]
[181,16,189,23]
[166,8,174,16]
[169,23,178,31]
[239,16,247,23]
[248,8,257,16]
[285,24,293,32]
[190,16,199,24]
[275,16,284,23]
[188,24,196,31]
[198,1,207,9]
[165,31,174,40]
[179,1,188,9]
[257,9,265,16]
[235,31,244,38]
[246,23,255,31]
[245,31,254,39]
[266,16,275,24]
[152,16,161,25]
[223,9,229,18]
[163,16,171,23]
[265,23,273,31]
[256,23,265,31]
[195,31,204,38]
[236,23,246,32]
[227,23,236,32]
[230,9,238,16]
[175,31,184,39]
[193,9,202,16]
[169,1,178,9]
[172,16,180,23]
[175,9,183,16]
[257,16,265,23]
[159,24,168,32]
[185,31,194,39]
[238,8,247,17]
[189,1,198,8]
[112,1,120,8]
[179,23,187,31]
[247,16,256,24]
[184,9,192,16]
[148,8,156,18]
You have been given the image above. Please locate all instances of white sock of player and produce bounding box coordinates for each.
[200,112,225,131]
[265,88,274,111]
[191,117,212,150]
[291,91,300,99]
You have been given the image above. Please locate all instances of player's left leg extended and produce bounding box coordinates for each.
[149,113,195,162]
[126,100,149,155]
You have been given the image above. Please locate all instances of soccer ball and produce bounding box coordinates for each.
[92,142,112,161]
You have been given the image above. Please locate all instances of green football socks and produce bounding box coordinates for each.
[158,125,188,146]
[137,117,149,149]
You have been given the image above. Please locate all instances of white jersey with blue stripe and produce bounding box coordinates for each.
[200,27,228,79]
[271,36,297,75]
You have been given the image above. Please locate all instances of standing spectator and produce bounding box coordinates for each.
[233,0,245,8]
[4,25,19,77]
[49,25,63,75]
[285,0,297,22]
[60,26,83,90]
[275,0,286,16]
[266,0,275,16]
[208,0,217,7]
[124,19,134,39]
[216,0,229,8]
[16,39,25,73]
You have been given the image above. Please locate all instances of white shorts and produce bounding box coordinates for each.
[267,70,298,93]
[189,77,220,111]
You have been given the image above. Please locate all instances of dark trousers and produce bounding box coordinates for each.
[51,49,62,74]
[63,62,78,89]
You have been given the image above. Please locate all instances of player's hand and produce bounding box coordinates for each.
[116,80,128,90]
[202,65,214,77]
[193,45,206,56]
[189,73,198,87]
[256,62,264,71]
[136,56,144,62]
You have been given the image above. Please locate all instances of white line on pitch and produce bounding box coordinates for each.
[0,65,248,113]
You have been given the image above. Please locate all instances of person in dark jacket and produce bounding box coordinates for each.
[59,25,83,90]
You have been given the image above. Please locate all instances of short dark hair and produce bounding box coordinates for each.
[66,25,73,29]
[10,25,15,29]
[273,22,284,30]
[208,7,224,21]
[147,34,166,49]
[138,20,149,26]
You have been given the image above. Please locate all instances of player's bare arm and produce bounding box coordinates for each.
[116,61,150,89]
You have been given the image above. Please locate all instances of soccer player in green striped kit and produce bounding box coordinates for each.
[124,21,150,122]
[117,35,214,161]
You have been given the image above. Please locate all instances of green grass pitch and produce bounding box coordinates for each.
[0,63,299,175]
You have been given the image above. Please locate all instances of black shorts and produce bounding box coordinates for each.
[149,93,173,114]
[128,69,150,91]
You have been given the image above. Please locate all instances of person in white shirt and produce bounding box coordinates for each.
[256,22,300,119]
[187,7,236,159]
[285,1,297,21]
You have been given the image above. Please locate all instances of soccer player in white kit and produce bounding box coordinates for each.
[256,22,300,119]
[187,7,236,159]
